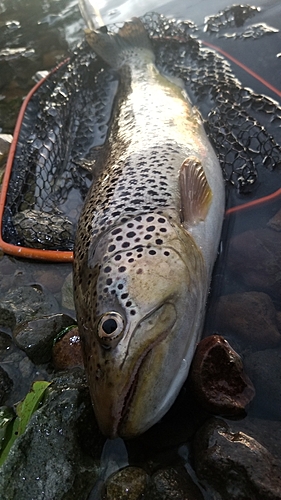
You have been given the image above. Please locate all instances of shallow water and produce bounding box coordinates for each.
[0,0,281,498]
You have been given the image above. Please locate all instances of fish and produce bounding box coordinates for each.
[73,17,225,438]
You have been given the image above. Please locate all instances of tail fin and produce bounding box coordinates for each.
[85,18,153,68]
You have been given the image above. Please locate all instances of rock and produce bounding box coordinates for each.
[0,369,104,500]
[243,348,281,419]
[212,291,281,349]
[0,365,13,404]
[145,466,204,500]
[1,346,48,406]
[267,208,281,231]
[0,331,12,359]
[0,284,59,333]
[190,335,255,416]
[61,272,75,311]
[33,267,67,294]
[13,313,75,364]
[228,228,281,297]
[0,133,13,155]
[103,466,149,500]
[193,418,281,499]
[224,417,281,463]
[0,133,13,175]
[52,326,83,370]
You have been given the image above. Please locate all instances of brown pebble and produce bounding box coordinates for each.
[52,327,84,370]
[190,335,255,416]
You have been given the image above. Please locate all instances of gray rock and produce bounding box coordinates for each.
[244,348,281,419]
[0,284,59,333]
[0,365,13,404]
[0,133,13,155]
[1,348,39,406]
[212,291,281,349]
[13,313,75,364]
[61,272,75,312]
[145,466,204,500]
[228,228,281,298]
[193,418,281,499]
[0,369,104,500]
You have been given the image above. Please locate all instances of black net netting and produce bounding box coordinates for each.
[2,10,281,252]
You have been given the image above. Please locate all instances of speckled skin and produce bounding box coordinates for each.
[73,20,225,438]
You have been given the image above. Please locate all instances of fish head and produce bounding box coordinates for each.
[75,212,206,438]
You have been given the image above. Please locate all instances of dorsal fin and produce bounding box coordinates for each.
[180,157,213,226]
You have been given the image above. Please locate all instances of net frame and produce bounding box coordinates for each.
[0,60,74,262]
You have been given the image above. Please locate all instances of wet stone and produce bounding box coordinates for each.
[193,417,281,500]
[1,346,47,406]
[0,369,103,500]
[228,228,281,297]
[103,466,149,500]
[0,284,59,333]
[33,268,66,294]
[0,133,13,155]
[61,272,75,311]
[145,466,204,500]
[0,331,12,356]
[267,207,281,231]
[243,348,281,420]
[212,291,281,349]
[190,335,255,416]
[13,313,75,364]
[0,365,13,404]
[52,326,83,370]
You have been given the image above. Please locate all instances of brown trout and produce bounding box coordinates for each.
[73,18,225,438]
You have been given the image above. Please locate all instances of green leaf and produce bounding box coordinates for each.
[0,381,50,467]
[16,380,50,435]
[0,415,19,467]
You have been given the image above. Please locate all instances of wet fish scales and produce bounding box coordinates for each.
[73,18,225,438]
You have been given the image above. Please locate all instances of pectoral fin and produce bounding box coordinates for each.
[180,157,212,226]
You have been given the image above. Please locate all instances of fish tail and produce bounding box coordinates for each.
[85,18,153,68]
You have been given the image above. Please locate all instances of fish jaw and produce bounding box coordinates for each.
[76,221,207,438]
[86,301,177,438]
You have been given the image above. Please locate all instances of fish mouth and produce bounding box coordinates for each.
[115,314,175,438]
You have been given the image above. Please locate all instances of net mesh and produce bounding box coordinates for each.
[2,10,281,252]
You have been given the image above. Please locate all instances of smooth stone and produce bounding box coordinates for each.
[193,417,281,499]
[228,228,281,297]
[243,348,281,419]
[52,326,84,370]
[212,291,281,349]
[33,267,67,294]
[0,133,13,155]
[0,369,104,500]
[61,272,75,311]
[0,284,59,333]
[103,466,149,500]
[267,207,281,231]
[190,335,255,416]
[146,466,204,500]
[0,365,13,404]
[13,313,75,364]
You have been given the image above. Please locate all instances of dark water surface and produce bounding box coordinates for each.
[0,0,281,499]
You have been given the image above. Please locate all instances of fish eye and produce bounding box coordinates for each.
[97,312,125,348]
